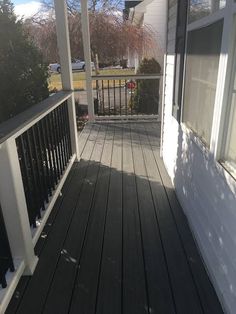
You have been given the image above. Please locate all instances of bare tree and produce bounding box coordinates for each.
[23,3,155,65]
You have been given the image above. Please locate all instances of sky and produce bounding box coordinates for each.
[13,0,42,19]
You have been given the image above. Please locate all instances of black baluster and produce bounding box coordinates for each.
[39,119,55,193]
[57,105,66,170]
[119,79,122,115]
[31,126,46,210]
[46,114,60,183]
[35,123,50,202]
[25,130,41,221]
[50,111,61,178]
[96,80,99,115]
[125,79,128,116]
[44,116,58,186]
[61,102,70,163]
[54,107,64,175]
[64,101,72,157]
[102,80,105,115]
[113,80,116,115]
[108,80,110,115]
[131,81,133,115]
[17,136,36,226]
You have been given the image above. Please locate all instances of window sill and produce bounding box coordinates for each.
[180,122,236,196]
[181,122,211,158]
[218,160,236,180]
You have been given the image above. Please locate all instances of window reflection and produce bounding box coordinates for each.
[189,0,226,23]
[183,20,223,145]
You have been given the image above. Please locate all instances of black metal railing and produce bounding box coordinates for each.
[0,206,14,289]
[16,100,72,227]
[93,75,161,116]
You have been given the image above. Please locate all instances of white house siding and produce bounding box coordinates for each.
[162,1,236,313]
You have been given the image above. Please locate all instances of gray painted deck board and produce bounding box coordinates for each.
[6,122,223,314]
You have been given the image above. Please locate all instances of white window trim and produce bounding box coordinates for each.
[211,1,236,160]
[181,1,236,151]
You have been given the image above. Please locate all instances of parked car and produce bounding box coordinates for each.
[49,59,95,73]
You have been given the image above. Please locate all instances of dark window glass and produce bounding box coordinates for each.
[183,20,223,145]
[172,0,188,122]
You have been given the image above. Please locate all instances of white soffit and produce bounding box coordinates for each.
[129,0,155,25]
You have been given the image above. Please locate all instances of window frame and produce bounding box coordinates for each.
[179,0,236,179]
[218,16,236,172]
[172,0,188,122]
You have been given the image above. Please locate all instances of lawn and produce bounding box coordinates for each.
[48,68,135,91]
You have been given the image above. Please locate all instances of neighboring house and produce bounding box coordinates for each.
[162,1,236,313]
[125,0,167,70]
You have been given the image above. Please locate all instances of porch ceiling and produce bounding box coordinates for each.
[6,122,222,314]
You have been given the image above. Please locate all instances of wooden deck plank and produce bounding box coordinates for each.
[6,122,223,314]
[138,123,203,314]
[6,166,78,314]
[95,124,123,314]
[130,123,176,314]
[78,122,93,156]
[6,124,96,314]
[15,124,101,314]
[122,123,148,314]
[69,123,114,314]
[42,124,108,314]
[146,125,223,314]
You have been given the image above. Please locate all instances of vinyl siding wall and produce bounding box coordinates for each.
[162,1,236,313]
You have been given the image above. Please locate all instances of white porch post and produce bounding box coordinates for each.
[54,0,80,159]
[81,0,95,121]
[0,138,38,275]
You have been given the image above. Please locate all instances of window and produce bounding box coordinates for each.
[183,20,223,146]
[222,36,236,170]
[189,0,226,23]
[172,0,188,122]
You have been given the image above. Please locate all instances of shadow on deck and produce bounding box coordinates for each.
[6,122,223,314]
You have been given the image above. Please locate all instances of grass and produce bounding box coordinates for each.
[48,68,135,91]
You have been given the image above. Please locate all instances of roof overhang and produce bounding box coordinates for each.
[128,0,154,26]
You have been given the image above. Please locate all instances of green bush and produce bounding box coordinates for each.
[133,58,161,114]
[0,0,49,123]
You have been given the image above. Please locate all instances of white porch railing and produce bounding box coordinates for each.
[0,91,78,313]
[92,74,162,119]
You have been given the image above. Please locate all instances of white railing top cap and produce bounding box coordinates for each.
[0,91,72,144]
[91,73,162,80]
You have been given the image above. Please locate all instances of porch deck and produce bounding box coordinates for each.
[6,122,223,314]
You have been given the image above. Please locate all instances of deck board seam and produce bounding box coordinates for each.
[6,122,223,314]
[94,124,115,314]
[137,123,178,314]
[10,162,88,313]
[39,124,102,313]
[68,124,109,313]
[143,123,206,313]
[130,123,150,314]
[79,122,94,156]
